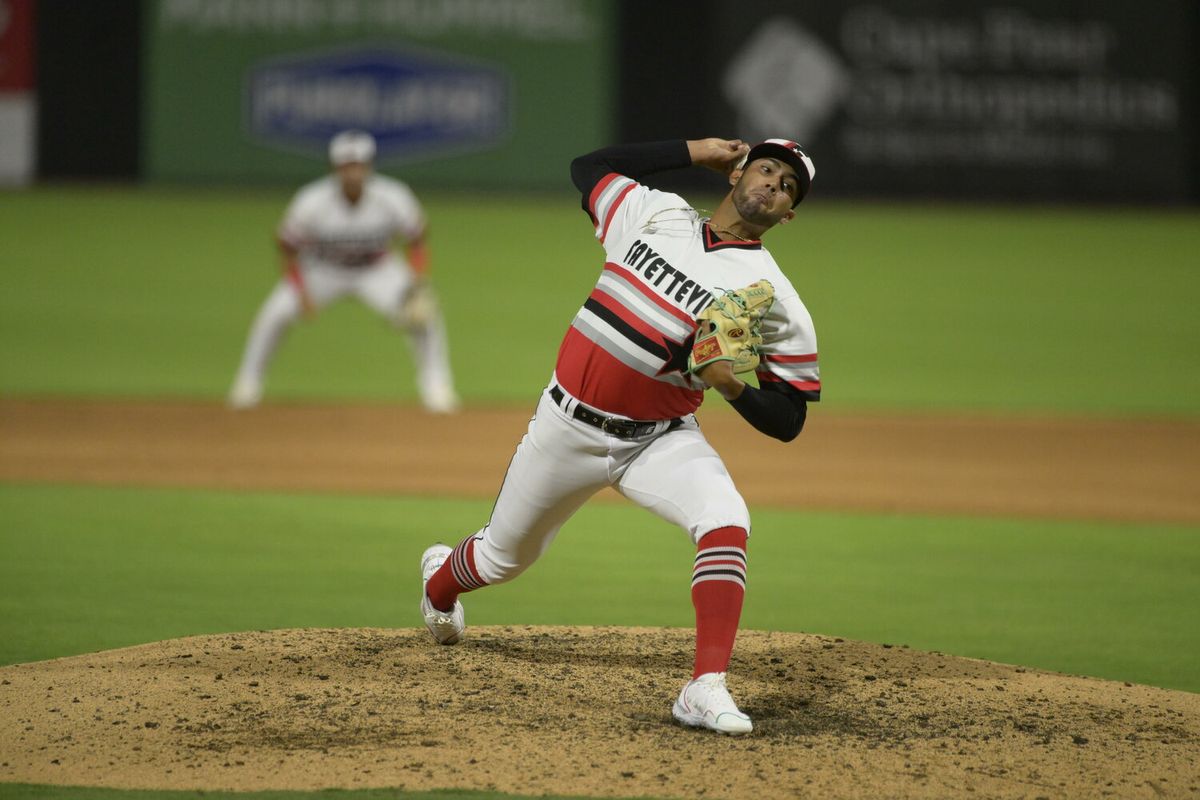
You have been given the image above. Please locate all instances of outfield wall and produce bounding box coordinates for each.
[618,0,1200,204]
[143,0,614,189]
[31,0,1200,202]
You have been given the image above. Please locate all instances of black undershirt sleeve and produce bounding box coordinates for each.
[728,381,809,442]
[570,140,692,213]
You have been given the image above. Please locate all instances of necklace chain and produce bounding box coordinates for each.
[706,224,753,242]
[642,207,755,242]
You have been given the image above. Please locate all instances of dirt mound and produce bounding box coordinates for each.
[1,627,1197,798]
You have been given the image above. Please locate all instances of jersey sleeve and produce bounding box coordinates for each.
[756,291,821,401]
[585,176,682,252]
[277,187,317,248]
[383,178,427,241]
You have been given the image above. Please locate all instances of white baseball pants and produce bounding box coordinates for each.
[468,383,752,585]
[231,257,455,407]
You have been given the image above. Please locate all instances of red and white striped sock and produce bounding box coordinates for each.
[426,535,487,612]
[691,526,748,679]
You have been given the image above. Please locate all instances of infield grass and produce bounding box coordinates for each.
[2,483,1197,693]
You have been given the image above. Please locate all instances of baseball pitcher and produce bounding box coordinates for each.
[419,137,821,734]
[228,130,460,413]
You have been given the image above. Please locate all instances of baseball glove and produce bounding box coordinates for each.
[687,279,775,375]
[398,279,437,330]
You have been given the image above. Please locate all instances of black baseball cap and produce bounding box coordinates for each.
[742,139,815,207]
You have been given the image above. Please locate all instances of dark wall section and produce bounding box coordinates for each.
[615,0,728,197]
[36,1,141,179]
[618,0,1199,205]
[31,0,1197,202]
[1191,1,1200,202]
[617,1,712,142]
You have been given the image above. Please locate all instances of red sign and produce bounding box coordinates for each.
[0,0,35,92]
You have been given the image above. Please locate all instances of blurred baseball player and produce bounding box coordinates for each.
[228,130,460,413]
[419,137,820,734]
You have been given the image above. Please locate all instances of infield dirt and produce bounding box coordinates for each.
[1,397,1198,798]
[2,396,1198,523]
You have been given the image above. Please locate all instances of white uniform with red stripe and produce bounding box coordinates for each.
[558,173,820,415]
[284,174,421,258]
[464,174,820,587]
[229,173,458,410]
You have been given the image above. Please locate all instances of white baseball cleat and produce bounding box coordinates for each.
[672,672,753,734]
[420,544,464,645]
[227,378,263,410]
[421,384,461,414]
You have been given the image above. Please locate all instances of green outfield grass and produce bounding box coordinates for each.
[1,187,1198,416]
[2,483,1197,692]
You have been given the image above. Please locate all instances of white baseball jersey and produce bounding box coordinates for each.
[230,170,458,414]
[278,174,426,268]
[553,173,821,420]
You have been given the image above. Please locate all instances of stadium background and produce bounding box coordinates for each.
[2,1,1199,798]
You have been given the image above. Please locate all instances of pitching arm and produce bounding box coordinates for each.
[570,140,692,204]
[569,138,752,198]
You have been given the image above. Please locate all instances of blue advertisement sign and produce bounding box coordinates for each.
[145,0,612,187]
[245,46,512,162]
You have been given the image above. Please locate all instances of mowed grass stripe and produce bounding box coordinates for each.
[1,483,1196,692]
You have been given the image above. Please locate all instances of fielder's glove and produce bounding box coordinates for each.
[398,279,438,330]
[687,279,775,375]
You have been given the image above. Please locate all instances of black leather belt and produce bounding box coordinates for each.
[550,385,682,439]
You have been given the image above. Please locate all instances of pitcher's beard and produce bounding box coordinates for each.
[732,191,774,227]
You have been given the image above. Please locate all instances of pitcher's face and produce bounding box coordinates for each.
[730,157,799,227]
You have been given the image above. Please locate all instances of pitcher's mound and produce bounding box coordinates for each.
[1,627,1197,798]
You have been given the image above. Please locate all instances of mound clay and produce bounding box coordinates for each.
[1,627,1198,798]
[2,398,1199,797]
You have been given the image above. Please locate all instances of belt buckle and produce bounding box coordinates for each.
[600,417,634,438]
